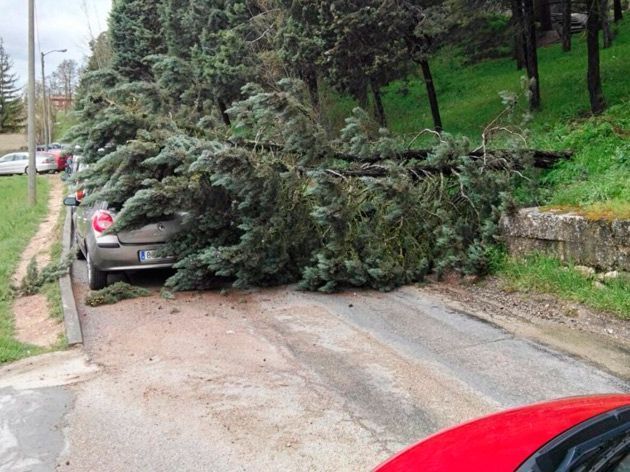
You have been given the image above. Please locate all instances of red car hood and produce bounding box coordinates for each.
[375,394,630,472]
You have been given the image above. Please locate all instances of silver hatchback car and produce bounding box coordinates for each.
[64,196,182,289]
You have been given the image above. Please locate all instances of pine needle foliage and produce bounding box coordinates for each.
[68,2,530,293]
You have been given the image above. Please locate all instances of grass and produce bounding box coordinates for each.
[0,176,50,363]
[534,103,629,217]
[498,253,630,319]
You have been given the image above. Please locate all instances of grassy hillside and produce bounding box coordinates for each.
[325,19,630,139]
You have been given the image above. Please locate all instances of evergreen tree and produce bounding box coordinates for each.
[0,38,24,133]
[85,32,113,72]
[109,0,167,80]
[277,0,325,110]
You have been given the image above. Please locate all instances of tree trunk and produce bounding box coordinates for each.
[562,0,572,51]
[303,68,319,113]
[218,99,231,126]
[419,60,443,132]
[613,0,623,21]
[586,0,606,114]
[353,86,367,112]
[511,0,526,69]
[600,0,613,47]
[536,0,554,30]
[523,0,541,110]
[370,81,387,128]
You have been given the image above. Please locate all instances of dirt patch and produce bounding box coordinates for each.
[12,176,64,348]
[12,176,64,284]
[0,133,27,155]
[13,294,63,347]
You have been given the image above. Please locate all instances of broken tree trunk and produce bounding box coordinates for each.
[230,139,572,169]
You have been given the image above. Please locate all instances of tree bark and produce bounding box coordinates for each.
[523,0,541,110]
[511,0,526,69]
[419,60,443,132]
[586,0,606,114]
[613,0,623,21]
[600,0,613,48]
[356,83,369,110]
[303,68,319,113]
[370,81,387,128]
[218,99,231,126]
[562,0,572,52]
[536,0,554,30]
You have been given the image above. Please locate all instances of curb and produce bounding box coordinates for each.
[60,207,83,345]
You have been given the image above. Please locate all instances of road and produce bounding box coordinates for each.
[1,261,628,471]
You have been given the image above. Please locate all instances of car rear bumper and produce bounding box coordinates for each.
[88,236,175,271]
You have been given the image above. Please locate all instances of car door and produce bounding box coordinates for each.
[13,154,28,173]
[0,154,13,174]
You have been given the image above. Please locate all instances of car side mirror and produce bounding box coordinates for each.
[64,196,80,207]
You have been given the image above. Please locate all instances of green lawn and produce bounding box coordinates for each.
[0,176,50,363]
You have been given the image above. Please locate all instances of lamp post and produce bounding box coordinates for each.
[28,0,36,205]
[40,48,67,150]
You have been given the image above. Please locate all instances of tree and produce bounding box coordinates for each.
[85,32,113,72]
[521,0,541,110]
[561,0,572,52]
[397,1,447,132]
[109,0,167,81]
[613,0,623,21]
[511,0,526,68]
[277,0,325,111]
[535,0,553,31]
[0,38,24,133]
[50,59,80,99]
[586,0,606,114]
[600,0,613,48]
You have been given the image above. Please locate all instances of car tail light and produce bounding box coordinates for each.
[92,210,114,233]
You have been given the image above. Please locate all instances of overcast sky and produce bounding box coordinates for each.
[0,0,112,87]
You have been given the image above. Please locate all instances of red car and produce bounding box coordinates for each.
[375,395,630,472]
[47,149,68,171]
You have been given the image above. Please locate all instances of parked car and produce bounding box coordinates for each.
[0,152,58,175]
[64,196,183,290]
[47,149,68,171]
[375,394,630,472]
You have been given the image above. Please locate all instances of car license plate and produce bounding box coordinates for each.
[139,250,161,262]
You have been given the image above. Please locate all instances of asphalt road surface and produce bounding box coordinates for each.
[1,262,628,471]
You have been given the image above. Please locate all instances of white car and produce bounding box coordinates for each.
[0,152,57,175]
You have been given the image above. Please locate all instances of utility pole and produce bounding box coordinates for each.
[40,52,48,150]
[28,0,36,206]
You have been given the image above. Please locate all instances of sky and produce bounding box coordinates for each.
[0,0,112,87]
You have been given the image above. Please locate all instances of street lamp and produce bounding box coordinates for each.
[41,48,67,150]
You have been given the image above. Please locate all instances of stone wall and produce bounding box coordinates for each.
[500,207,630,271]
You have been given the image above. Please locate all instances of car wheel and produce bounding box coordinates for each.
[24,166,28,175]
[86,251,107,290]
